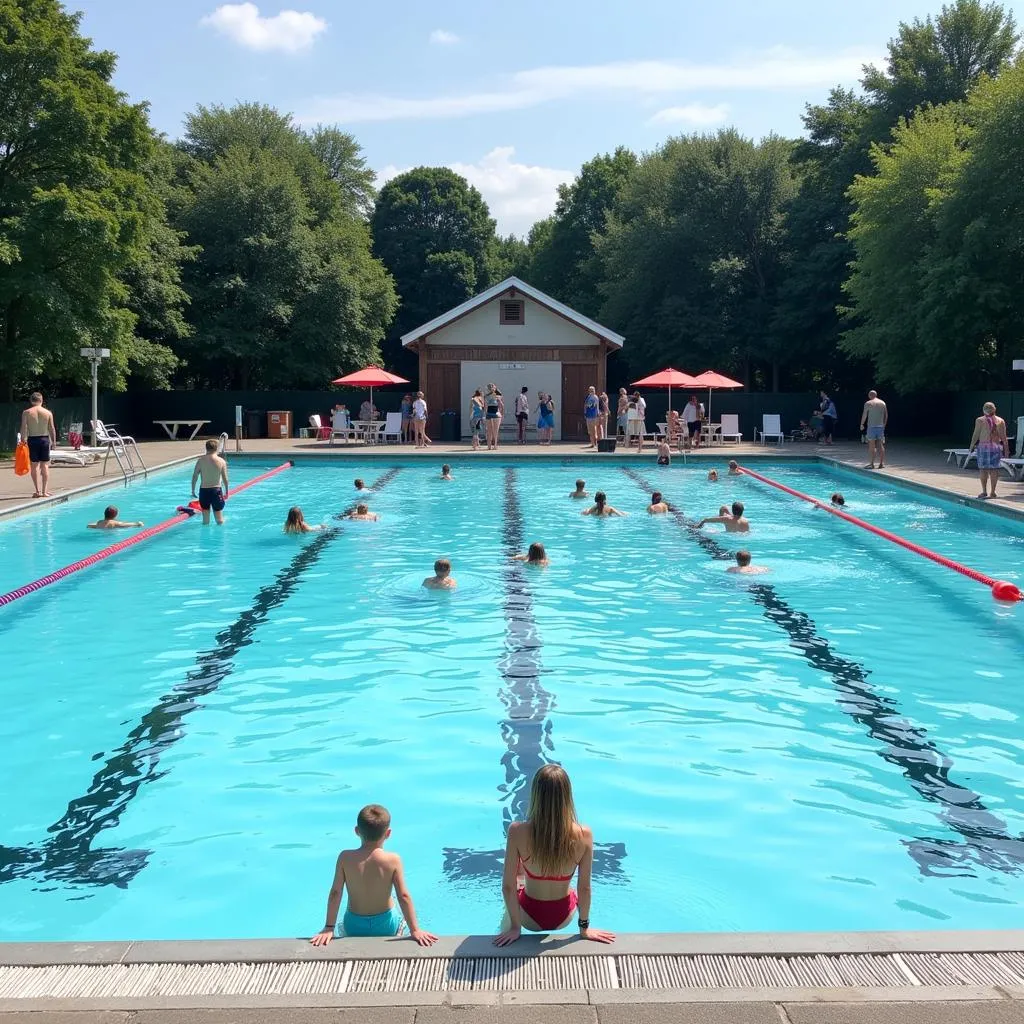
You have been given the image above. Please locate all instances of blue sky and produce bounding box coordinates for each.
[73,0,1020,235]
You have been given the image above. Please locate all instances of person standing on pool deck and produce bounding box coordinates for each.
[484,383,502,450]
[310,804,437,946]
[411,391,428,448]
[494,764,615,946]
[536,392,555,445]
[20,392,56,498]
[598,390,610,440]
[819,392,837,446]
[860,390,888,469]
[469,389,485,450]
[616,388,629,439]
[970,401,1009,500]
[191,438,229,525]
[583,386,600,448]
[400,393,413,444]
[683,394,702,449]
[515,386,530,444]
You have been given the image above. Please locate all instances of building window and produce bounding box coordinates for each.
[500,299,525,326]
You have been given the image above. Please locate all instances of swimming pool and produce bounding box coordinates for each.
[1,457,1022,941]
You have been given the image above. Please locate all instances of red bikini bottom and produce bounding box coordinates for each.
[517,887,579,930]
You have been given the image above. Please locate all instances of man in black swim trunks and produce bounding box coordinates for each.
[190,438,230,525]
[20,392,56,498]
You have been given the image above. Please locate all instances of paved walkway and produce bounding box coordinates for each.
[1,437,1021,521]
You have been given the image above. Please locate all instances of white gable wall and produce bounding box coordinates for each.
[425,295,598,347]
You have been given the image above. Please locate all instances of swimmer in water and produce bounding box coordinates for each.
[440,464,453,481]
[707,469,718,482]
[569,479,589,499]
[831,492,845,507]
[726,549,768,575]
[648,491,669,514]
[88,505,143,529]
[423,558,456,589]
[656,442,671,466]
[346,503,379,522]
[697,500,749,533]
[284,506,323,533]
[583,491,627,517]
[512,542,549,565]
[728,460,741,476]
[354,478,371,492]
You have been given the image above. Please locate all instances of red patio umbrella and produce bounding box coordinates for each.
[331,366,410,422]
[632,368,700,415]
[690,370,744,421]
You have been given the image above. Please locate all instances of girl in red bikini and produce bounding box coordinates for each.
[493,764,615,946]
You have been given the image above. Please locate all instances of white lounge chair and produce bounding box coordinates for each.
[1001,458,1024,481]
[943,448,976,469]
[330,410,354,445]
[720,414,742,444]
[757,414,785,445]
[308,414,331,441]
[92,420,136,447]
[382,412,402,444]
[51,449,100,466]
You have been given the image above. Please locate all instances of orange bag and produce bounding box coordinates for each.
[14,441,30,476]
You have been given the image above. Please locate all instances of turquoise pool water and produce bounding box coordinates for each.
[1,458,1023,941]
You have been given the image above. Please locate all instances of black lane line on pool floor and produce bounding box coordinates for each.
[0,468,402,889]
[442,466,627,881]
[621,466,1024,879]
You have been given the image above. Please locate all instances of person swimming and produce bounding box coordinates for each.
[707,469,719,482]
[656,442,671,466]
[440,464,453,481]
[831,492,845,507]
[648,491,669,514]
[354,478,370,492]
[696,500,749,532]
[569,479,589,499]
[88,505,143,530]
[423,558,456,589]
[346,503,379,521]
[284,506,322,533]
[583,491,626,517]
[726,549,768,575]
[512,542,549,565]
[728,461,741,476]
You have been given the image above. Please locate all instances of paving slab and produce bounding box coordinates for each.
[0,1014,128,1023]
[784,1000,1023,1023]
[135,1010,414,1024]
[416,1007,597,1024]
[597,1004,780,1023]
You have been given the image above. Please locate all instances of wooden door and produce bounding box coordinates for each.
[561,364,593,441]
[424,362,460,437]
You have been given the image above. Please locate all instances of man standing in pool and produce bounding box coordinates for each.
[191,438,230,525]
[696,501,749,533]
[860,390,888,469]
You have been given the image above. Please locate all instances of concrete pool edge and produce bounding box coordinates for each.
[2,932,1024,1011]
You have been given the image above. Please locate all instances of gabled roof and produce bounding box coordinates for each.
[400,277,625,349]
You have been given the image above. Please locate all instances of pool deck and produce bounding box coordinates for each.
[1,436,1022,523]
[2,439,1023,1019]
[2,930,1024,1020]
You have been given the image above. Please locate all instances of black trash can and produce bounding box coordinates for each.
[440,410,459,442]
[597,438,617,452]
[245,409,265,439]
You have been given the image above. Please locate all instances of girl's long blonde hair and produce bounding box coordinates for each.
[527,764,578,874]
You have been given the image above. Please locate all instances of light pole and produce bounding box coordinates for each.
[80,347,110,447]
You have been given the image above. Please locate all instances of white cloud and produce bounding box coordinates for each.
[201,3,327,53]
[649,103,730,126]
[378,147,573,237]
[300,47,875,123]
[429,29,460,45]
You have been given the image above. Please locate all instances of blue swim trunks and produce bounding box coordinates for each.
[341,905,403,937]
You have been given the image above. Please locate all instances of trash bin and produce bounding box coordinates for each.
[245,409,265,439]
[440,410,459,442]
[267,410,293,439]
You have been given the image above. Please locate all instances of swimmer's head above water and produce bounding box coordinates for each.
[831,492,845,506]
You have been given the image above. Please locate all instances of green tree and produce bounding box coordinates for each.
[173,103,395,388]
[599,131,797,387]
[0,0,172,399]
[529,147,637,318]
[371,167,498,376]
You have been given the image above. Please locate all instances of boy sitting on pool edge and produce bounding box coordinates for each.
[311,804,437,946]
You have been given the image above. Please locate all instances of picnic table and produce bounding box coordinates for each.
[153,419,210,441]
[353,420,385,443]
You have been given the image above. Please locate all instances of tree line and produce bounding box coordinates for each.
[1,0,1021,403]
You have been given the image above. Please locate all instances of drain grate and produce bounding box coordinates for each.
[0,951,1023,999]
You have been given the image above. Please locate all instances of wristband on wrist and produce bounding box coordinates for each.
[578,918,590,930]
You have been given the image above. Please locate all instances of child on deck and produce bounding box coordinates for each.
[310,804,437,947]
